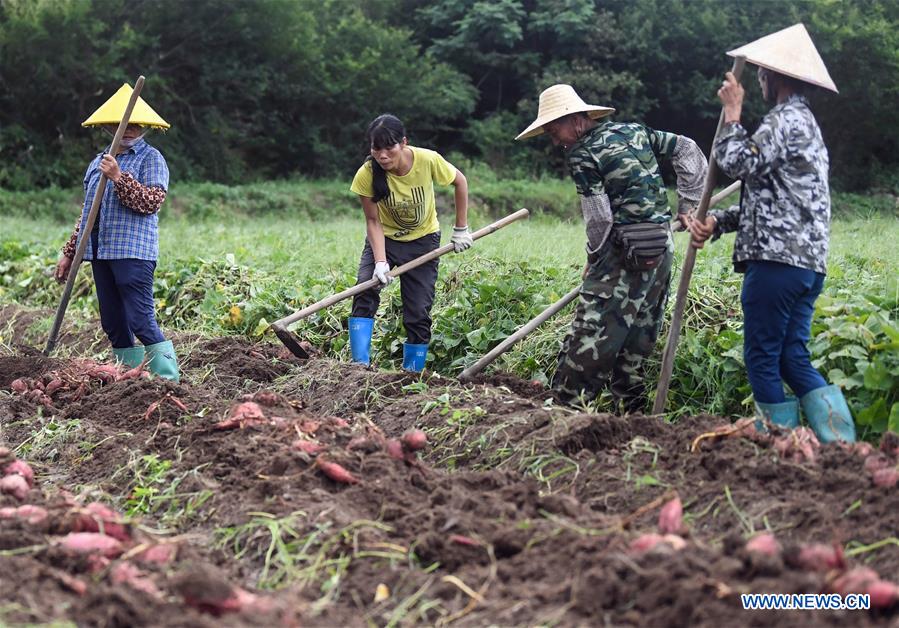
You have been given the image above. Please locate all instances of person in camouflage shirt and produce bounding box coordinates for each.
[690,26,855,443]
[517,84,707,412]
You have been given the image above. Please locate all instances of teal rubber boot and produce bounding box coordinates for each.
[402,343,428,372]
[348,317,374,365]
[754,397,800,432]
[800,385,856,443]
[145,340,180,383]
[112,346,146,369]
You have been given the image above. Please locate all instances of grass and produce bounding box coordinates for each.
[1,190,897,432]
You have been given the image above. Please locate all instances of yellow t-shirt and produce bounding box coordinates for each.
[350,146,457,241]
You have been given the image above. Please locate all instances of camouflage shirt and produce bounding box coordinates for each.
[567,120,707,254]
[711,94,830,275]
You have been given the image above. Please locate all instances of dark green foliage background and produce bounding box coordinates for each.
[1,0,897,191]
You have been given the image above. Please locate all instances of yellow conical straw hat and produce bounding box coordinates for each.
[516,84,615,140]
[82,83,170,129]
[727,23,837,93]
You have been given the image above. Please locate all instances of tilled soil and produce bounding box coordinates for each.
[1,322,897,627]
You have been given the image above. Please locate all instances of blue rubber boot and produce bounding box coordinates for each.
[112,346,145,369]
[754,397,800,432]
[349,317,374,365]
[402,342,428,372]
[800,385,857,443]
[145,340,180,383]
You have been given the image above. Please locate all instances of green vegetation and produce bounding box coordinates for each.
[1,180,896,437]
[1,0,897,191]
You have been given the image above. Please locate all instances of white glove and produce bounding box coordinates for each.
[451,225,473,252]
[372,260,393,285]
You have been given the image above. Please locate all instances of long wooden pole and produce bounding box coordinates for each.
[459,181,741,382]
[45,76,146,356]
[671,180,741,231]
[652,57,746,414]
[272,208,530,358]
[459,286,580,381]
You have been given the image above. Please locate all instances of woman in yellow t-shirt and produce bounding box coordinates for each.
[348,114,471,371]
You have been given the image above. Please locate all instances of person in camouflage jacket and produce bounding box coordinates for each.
[690,58,856,443]
[517,84,707,413]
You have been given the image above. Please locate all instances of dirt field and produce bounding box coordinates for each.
[1,306,897,626]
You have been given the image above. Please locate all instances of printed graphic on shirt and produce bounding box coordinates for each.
[380,187,425,237]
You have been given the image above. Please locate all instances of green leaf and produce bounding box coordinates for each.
[856,398,888,431]
[888,403,899,435]
[863,358,893,391]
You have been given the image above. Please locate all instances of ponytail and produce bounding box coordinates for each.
[368,156,390,204]
[365,114,406,204]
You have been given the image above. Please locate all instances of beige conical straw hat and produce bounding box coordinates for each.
[727,23,837,93]
[516,84,614,140]
[82,83,171,129]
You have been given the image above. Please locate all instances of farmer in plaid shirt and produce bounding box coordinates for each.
[55,84,179,382]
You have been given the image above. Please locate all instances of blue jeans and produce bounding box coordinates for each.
[90,258,166,348]
[741,260,827,403]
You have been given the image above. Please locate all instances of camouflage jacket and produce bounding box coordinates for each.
[711,94,830,275]
[567,120,707,255]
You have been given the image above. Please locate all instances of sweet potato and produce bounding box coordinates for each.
[111,562,162,598]
[401,429,428,452]
[629,533,664,554]
[298,419,321,435]
[662,534,687,551]
[183,586,271,617]
[59,532,124,558]
[54,571,88,595]
[867,580,899,609]
[327,416,350,429]
[89,364,122,383]
[745,533,781,557]
[120,366,148,380]
[449,534,482,547]
[864,453,892,475]
[10,504,49,526]
[872,467,899,488]
[135,543,179,565]
[10,378,28,393]
[830,566,879,595]
[292,439,325,456]
[214,401,267,429]
[384,439,405,461]
[795,543,845,572]
[4,459,35,488]
[346,436,374,451]
[0,474,29,501]
[629,533,687,554]
[773,428,820,463]
[658,496,683,534]
[316,458,359,484]
[43,378,65,395]
[73,502,130,542]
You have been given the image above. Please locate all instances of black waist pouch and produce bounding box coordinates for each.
[612,222,670,271]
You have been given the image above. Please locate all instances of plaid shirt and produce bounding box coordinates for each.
[77,139,169,261]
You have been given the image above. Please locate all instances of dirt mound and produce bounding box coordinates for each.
[1,345,898,626]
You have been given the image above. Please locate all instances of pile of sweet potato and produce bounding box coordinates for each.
[8,358,150,410]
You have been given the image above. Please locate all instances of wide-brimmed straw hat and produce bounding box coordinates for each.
[727,23,837,93]
[82,83,170,129]
[515,84,614,140]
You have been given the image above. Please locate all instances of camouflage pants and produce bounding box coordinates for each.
[551,238,673,413]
